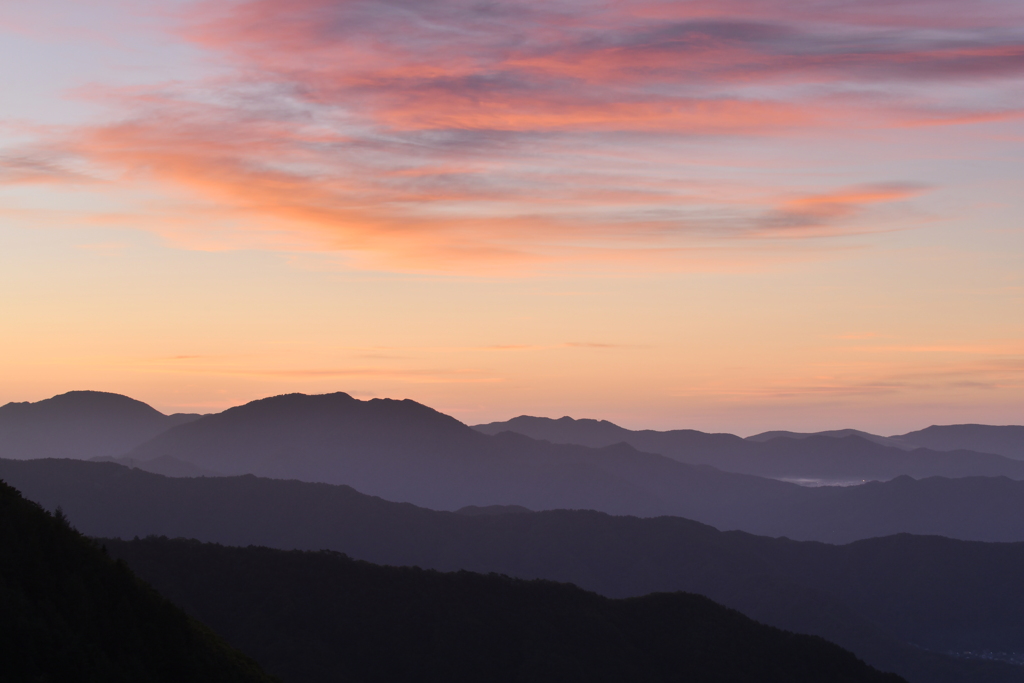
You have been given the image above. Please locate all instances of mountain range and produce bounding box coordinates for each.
[4,391,1024,541]
[745,425,1024,459]
[2,475,907,683]
[5,389,1024,681]
[3,457,1024,682]
[5,391,1023,487]
[473,416,1024,481]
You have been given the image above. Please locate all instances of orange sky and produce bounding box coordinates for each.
[1,0,1022,433]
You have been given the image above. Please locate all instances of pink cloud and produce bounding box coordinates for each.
[8,0,1022,271]
[755,184,931,235]
[0,154,85,184]
[187,0,1024,89]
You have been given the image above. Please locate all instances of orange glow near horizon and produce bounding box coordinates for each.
[0,0,1022,433]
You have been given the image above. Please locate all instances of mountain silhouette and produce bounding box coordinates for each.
[0,390,201,461]
[101,536,906,683]
[474,415,749,455]
[9,457,1024,545]
[747,429,905,448]
[474,415,1024,481]
[123,391,812,517]
[891,424,1024,460]
[0,479,276,683]
[750,435,1024,481]
[4,458,1024,682]
[12,390,1022,483]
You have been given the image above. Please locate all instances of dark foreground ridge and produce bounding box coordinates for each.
[105,535,905,683]
[0,479,276,683]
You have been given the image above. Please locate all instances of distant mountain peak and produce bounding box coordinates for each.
[0,390,200,461]
[745,429,907,450]
[1,390,165,417]
[891,424,1024,460]
[208,391,463,427]
[233,391,356,406]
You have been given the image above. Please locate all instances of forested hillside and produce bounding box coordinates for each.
[0,480,275,683]
[106,536,906,683]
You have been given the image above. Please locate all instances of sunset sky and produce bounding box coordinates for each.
[1,0,1022,434]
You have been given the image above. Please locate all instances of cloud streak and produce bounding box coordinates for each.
[0,153,88,185]
[7,0,1024,271]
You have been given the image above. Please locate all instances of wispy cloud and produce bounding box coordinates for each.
[673,348,1024,403]
[0,153,89,184]
[7,0,1023,271]
[146,361,504,384]
[475,342,637,351]
[754,183,931,236]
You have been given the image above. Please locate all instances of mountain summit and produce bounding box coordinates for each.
[0,390,200,460]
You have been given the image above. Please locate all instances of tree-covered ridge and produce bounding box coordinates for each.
[107,536,906,683]
[0,479,277,683]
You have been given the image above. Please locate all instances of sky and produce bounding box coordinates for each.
[1,0,1022,435]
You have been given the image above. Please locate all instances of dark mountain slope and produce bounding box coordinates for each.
[3,458,1024,682]
[0,479,276,683]
[0,390,201,460]
[104,536,905,683]
[474,415,1024,481]
[893,425,1024,460]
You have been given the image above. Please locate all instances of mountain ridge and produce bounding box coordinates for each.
[3,458,1021,683]
[474,415,1024,480]
[122,392,808,517]
[894,424,1024,460]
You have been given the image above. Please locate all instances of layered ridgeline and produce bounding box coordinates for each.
[8,453,1024,544]
[122,392,803,516]
[4,390,1024,485]
[103,537,907,683]
[5,392,1024,537]
[1,475,905,683]
[893,425,1024,460]
[4,459,1024,683]
[120,392,1024,513]
[0,390,202,465]
[474,416,1024,482]
[0,480,276,683]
